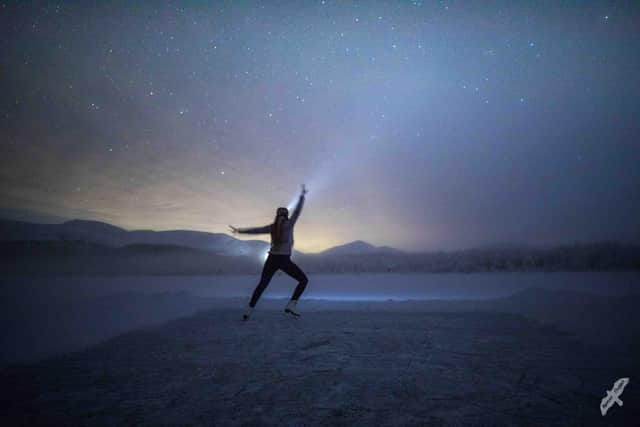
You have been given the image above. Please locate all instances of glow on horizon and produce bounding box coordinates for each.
[2,2,638,252]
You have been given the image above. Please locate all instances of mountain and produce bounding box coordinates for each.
[319,240,404,256]
[2,218,639,276]
[0,219,405,258]
[0,219,269,257]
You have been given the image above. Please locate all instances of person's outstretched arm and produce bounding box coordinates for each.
[229,224,271,234]
[290,184,308,226]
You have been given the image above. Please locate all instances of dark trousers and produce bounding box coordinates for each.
[249,254,309,307]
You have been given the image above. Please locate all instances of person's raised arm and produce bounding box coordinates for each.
[228,224,271,235]
[290,184,307,226]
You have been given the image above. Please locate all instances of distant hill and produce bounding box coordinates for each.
[0,219,404,258]
[0,219,269,257]
[320,240,404,256]
[1,218,639,275]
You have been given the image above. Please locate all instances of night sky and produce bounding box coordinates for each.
[1,1,639,252]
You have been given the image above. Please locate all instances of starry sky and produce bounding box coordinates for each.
[1,1,639,253]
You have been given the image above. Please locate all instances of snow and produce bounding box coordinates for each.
[1,272,638,367]
[1,273,639,424]
[2,306,638,425]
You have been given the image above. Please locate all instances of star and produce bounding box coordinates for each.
[2,0,636,255]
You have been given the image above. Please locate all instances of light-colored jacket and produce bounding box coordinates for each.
[238,194,305,255]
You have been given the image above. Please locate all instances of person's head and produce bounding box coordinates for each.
[276,207,289,219]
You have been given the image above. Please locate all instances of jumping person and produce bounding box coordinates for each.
[229,184,309,320]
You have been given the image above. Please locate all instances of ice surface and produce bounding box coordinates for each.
[2,307,638,425]
[1,273,638,366]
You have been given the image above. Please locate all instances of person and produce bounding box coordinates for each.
[229,184,309,320]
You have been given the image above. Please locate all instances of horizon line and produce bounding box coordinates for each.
[2,215,639,255]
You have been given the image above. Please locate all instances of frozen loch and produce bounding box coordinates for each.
[1,273,639,425]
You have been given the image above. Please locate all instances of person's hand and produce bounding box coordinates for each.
[228,225,239,234]
[301,184,308,196]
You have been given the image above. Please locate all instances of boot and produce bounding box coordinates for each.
[242,306,254,321]
[284,300,301,317]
